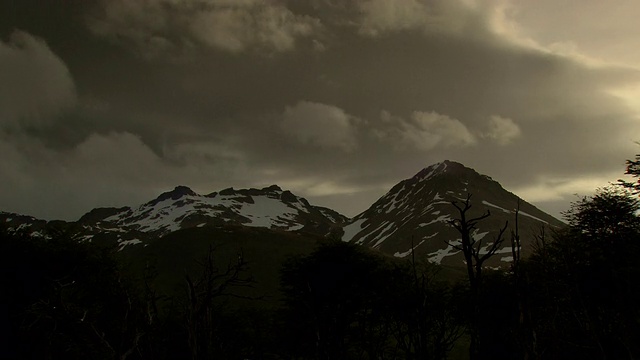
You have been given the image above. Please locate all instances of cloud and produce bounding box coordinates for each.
[487,0,640,67]
[0,132,166,220]
[482,115,521,145]
[358,0,429,35]
[375,110,476,151]
[512,175,612,203]
[190,2,320,53]
[7,0,640,223]
[0,30,76,129]
[508,170,623,219]
[357,0,479,37]
[0,127,290,220]
[88,0,321,56]
[281,101,360,151]
[70,132,167,181]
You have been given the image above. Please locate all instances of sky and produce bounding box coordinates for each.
[2,0,640,221]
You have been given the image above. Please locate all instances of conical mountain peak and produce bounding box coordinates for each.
[413,160,474,181]
[343,161,564,266]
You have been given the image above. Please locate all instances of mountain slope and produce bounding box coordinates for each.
[341,160,564,267]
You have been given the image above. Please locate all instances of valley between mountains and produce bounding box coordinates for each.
[1,160,563,267]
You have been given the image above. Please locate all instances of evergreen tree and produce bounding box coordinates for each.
[527,188,640,359]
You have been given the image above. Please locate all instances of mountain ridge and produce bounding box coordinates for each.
[1,184,348,251]
[1,161,563,265]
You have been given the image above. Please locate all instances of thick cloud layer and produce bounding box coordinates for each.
[87,0,322,56]
[2,0,640,220]
[0,31,76,129]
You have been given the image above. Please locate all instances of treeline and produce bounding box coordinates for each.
[2,231,147,359]
[4,163,640,359]
[1,228,463,359]
[278,187,640,359]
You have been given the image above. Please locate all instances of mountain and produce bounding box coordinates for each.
[0,211,49,237]
[1,185,347,251]
[341,160,564,267]
[1,161,563,267]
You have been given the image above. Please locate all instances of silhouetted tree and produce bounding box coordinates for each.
[619,151,640,193]
[182,245,252,360]
[388,243,463,360]
[527,187,640,359]
[1,230,146,359]
[447,194,508,360]
[280,241,382,359]
[509,201,539,360]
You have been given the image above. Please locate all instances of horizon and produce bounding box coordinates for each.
[1,159,587,222]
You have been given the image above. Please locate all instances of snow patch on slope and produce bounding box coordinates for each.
[393,233,438,258]
[420,215,452,227]
[342,218,367,242]
[428,238,461,264]
[106,194,222,233]
[394,238,428,258]
[238,196,299,228]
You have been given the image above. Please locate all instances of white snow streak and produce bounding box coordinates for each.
[393,238,427,258]
[519,211,548,224]
[370,222,396,248]
[481,200,510,213]
[118,238,142,251]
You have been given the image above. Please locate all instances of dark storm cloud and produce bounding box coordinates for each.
[0,31,76,129]
[85,0,323,57]
[1,0,640,220]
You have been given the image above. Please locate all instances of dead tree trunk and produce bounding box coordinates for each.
[183,245,251,360]
[447,194,508,360]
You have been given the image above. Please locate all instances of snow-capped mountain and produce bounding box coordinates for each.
[1,161,563,265]
[341,160,564,267]
[1,185,347,251]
